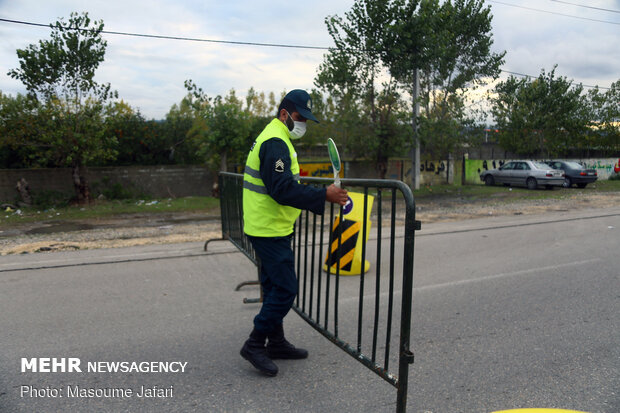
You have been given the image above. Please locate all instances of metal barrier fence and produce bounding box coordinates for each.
[204,172,262,303]
[207,172,419,413]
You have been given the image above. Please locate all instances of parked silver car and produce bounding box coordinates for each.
[480,160,565,190]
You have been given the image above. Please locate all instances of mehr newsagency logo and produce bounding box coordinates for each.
[20,357,187,399]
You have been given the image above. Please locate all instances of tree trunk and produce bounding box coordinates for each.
[72,165,90,205]
[220,151,228,172]
[376,161,387,179]
[16,178,33,206]
[376,151,388,180]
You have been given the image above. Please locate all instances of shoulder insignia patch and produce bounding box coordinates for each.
[275,159,285,172]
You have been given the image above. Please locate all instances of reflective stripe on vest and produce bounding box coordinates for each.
[244,165,300,182]
[242,118,301,237]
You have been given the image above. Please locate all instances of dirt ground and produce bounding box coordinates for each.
[1,190,619,256]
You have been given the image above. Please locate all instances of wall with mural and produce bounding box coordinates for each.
[304,160,463,186]
[401,159,463,185]
[464,158,620,185]
[299,163,333,178]
[464,159,509,185]
[302,160,460,186]
[582,158,620,180]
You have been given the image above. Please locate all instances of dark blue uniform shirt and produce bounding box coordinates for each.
[259,138,326,216]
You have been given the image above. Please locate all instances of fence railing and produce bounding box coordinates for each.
[204,172,261,303]
[208,172,419,412]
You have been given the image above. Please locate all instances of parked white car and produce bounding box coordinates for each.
[480,160,565,190]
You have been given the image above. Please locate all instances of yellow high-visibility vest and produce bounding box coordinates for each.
[243,118,301,237]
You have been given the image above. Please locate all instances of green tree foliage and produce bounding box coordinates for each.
[243,88,282,156]
[386,0,504,158]
[8,12,114,104]
[245,87,277,118]
[586,80,620,155]
[103,101,156,165]
[162,100,202,164]
[0,92,42,168]
[315,0,410,178]
[102,101,201,166]
[184,81,252,171]
[6,12,118,203]
[490,67,590,157]
[316,0,504,176]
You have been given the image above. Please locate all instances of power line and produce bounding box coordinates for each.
[488,0,620,25]
[0,18,330,50]
[0,17,613,91]
[548,0,620,14]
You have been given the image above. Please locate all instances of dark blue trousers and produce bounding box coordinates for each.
[248,235,298,334]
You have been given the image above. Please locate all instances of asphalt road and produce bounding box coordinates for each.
[0,206,618,413]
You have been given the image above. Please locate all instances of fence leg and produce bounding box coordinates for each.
[204,236,227,252]
[240,258,263,304]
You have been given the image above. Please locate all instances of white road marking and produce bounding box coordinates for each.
[414,258,601,293]
[339,258,601,303]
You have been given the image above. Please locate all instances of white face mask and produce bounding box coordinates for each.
[286,111,307,139]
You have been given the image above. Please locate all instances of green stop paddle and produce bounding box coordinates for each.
[327,138,341,188]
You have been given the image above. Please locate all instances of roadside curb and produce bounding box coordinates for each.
[417,207,620,236]
[0,240,239,273]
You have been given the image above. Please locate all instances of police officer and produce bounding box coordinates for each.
[241,89,348,376]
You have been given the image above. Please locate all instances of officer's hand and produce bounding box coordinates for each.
[326,184,348,206]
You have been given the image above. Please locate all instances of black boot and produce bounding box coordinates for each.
[266,324,309,360]
[240,329,278,376]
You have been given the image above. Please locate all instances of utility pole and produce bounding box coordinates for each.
[411,68,420,190]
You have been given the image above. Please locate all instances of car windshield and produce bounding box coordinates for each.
[532,162,550,170]
[564,161,584,169]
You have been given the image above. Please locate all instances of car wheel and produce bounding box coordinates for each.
[577,183,587,188]
[563,177,572,188]
[526,177,537,190]
[484,175,495,186]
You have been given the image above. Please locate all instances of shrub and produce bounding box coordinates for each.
[92,177,147,200]
[33,190,71,209]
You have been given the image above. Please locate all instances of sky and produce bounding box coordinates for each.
[0,0,618,120]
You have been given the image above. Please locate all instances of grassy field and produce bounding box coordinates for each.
[2,180,619,226]
[1,196,220,226]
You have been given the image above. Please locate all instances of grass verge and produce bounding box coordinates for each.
[1,196,219,226]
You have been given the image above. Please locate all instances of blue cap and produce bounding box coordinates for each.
[283,89,319,123]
